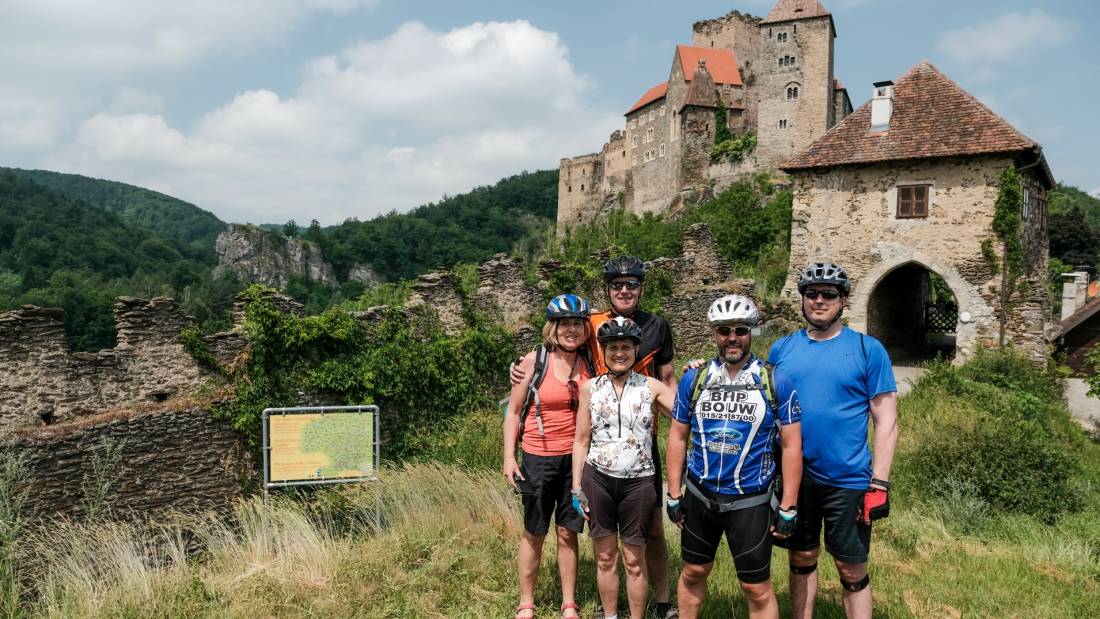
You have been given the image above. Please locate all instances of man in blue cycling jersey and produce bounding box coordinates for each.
[769,262,899,619]
[666,295,803,619]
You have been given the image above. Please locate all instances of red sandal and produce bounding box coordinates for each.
[514,602,535,619]
[560,601,581,618]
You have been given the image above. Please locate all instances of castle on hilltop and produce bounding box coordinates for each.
[557,0,854,230]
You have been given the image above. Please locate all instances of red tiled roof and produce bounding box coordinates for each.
[761,0,831,24]
[782,61,1041,171]
[626,82,667,115]
[677,46,742,86]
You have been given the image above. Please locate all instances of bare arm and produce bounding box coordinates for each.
[570,381,594,493]
[666,420,691,501]
[647,376,676,417]
[869,391,899,486]
[657,362,676,389]
[502,351,536,488]
[778,422,803,507]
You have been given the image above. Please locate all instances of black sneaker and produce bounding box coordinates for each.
[653,602,678,618]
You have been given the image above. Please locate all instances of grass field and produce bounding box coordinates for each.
[3,352,1099,618]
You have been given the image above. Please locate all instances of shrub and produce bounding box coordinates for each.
[211,286,515,462]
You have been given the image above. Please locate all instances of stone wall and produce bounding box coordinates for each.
[782,155,1049,362]
[9,405,250,521]
[0,298,215,431]
[756,15,835,168]
[473,253,542,328]
[214,223,335,288]
[406,270,466,335]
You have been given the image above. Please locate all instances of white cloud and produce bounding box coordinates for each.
[44,20,616,225]
[935,10,1076,80]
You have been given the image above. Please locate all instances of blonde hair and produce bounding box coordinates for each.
[542,318,591,351]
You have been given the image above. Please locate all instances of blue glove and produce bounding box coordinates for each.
[571,488,589,518]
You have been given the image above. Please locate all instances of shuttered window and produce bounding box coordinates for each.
[897,185,930,218]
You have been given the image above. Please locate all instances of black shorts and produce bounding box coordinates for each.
[679,485,774,584]
[581,465,656,545]
[773,475,871,564]
[518,451,585,536]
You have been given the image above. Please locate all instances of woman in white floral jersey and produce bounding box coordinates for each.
[571,316,676,619]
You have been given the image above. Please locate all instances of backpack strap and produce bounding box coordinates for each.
[518,345,549,442]
[760,361,780,413]
[687,363,711,413]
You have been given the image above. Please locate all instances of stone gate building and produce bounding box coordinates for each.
[779,61,1054,362]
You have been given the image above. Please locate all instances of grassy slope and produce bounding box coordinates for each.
[17,362,1099,619]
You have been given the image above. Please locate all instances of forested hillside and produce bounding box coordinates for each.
[5,167,226,248]
[1049,183,1100,270]
[0,171,239,350]
[314,170,557,280]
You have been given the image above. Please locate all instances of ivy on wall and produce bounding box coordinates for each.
[992,167,1024,346]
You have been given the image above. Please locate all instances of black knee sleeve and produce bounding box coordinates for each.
[789,562,817,575]
[841,574,870,592]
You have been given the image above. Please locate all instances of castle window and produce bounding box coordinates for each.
[779,55,796,67]
[659,142,666,157]
[768,28,772,38]
[660,105,666,117]
[1022,186,1031,219]
[567,185,572,192]
[778,32,788,43]
[631,118,637,128]
[649,110,656,122]
[787,85,800,100]
[632,134,637,147]
[580,184,584,191]
[897,185,930,218]
[646,127,654,143]
[778,119,788,129]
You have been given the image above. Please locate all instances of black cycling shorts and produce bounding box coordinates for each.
[581,465,656,545]
[518,451,584,536]
[679,485,774,584]
[773,474,871,564]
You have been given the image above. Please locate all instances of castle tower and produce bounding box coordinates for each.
[679,60,720,188]
[755,0,837,167]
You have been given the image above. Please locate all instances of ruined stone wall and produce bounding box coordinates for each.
[406,270,466,335]
[0,298,215,431]
[473,254,542,328]
[680,106,717,190]
[692,10,761,130]
[782,155,1048,361]
[601,130,629,196]
[10,405,250,521]
[756,16,834,167]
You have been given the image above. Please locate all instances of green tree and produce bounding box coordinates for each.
[283,219,299,238]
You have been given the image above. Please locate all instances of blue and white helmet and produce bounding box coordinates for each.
[545,294,591,320]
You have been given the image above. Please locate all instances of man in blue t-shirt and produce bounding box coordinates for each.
[666,294,803,619]
[769,262,899,619]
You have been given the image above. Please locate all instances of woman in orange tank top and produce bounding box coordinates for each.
[502,294,593,619]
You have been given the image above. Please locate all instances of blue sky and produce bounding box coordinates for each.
[1,0,1096,225]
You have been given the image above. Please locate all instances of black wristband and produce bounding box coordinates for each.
[871,478,891,490]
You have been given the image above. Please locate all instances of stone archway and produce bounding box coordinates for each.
[847,250,986,364]
[863,263,957,362]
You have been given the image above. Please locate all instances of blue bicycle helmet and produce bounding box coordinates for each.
[546,294,591,320]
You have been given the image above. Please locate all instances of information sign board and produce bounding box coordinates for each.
[262,405,379,490]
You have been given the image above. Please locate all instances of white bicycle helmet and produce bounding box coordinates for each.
[708,294,759,326]
[798,261,851,295]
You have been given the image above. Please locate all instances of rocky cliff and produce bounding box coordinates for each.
[214,224,336,288]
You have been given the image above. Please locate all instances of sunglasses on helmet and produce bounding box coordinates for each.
[714,325,751,337]
[803,289,841,300]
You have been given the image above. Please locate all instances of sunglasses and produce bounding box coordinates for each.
[609,280,642,291]
[714,325,751,337]
[567,379,579,412]
[803,290,841,300]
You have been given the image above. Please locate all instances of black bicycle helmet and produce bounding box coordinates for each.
[602,256,646,282]
[597,315,642,344]
[545,294,591,320]
[798,261,851,295]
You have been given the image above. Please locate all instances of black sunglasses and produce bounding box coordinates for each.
[609,280,642,291]
[714,325,751,337]
[804,290,841,300]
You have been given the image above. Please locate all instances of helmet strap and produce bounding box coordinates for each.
[803,303,844,333]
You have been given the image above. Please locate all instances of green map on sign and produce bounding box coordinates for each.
[300,414,373,476]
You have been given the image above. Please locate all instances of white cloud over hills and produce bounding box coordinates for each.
[2,5,617,224]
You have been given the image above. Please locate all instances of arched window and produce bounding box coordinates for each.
[659,142,666,157]
[786,84,800,100]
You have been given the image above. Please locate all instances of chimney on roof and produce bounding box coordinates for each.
[1061,271,1090,320]
[870,80,894,132]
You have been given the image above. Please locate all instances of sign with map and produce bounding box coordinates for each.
[263,406,378,488]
